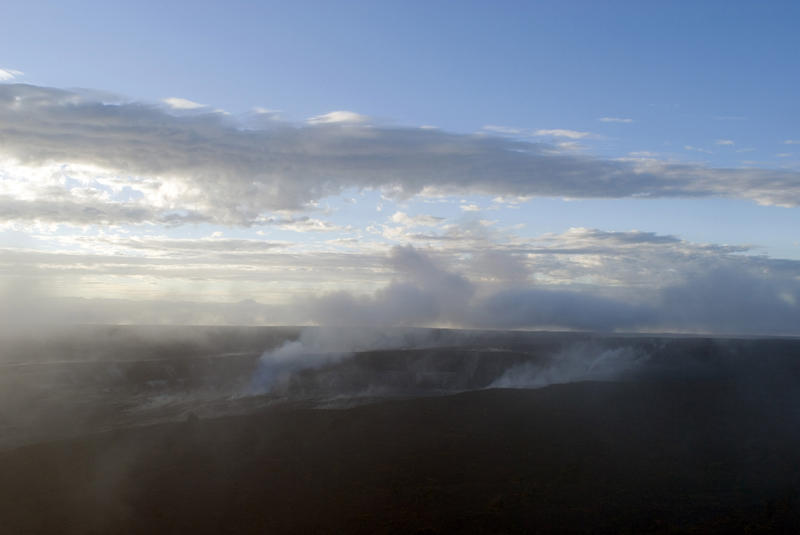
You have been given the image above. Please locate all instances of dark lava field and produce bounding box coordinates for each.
[2,326,800,533]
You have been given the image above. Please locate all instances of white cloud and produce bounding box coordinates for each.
[390,211,445,227]
[253,106,279,115]
[556,141,584,151]
[482,125,524,135]
[715,139,735,146]
[307,110,368,125]
[785,140,800,145]
[277,217,346,232]
[3,83,800,229]
[82,235,288,254]
[534,129,591,139]
[483,125,595,141]
[598,117,633,123]
[460,203,480,212]
[0,68,23,81]
[684,145,713,154]
[162,97,205,110]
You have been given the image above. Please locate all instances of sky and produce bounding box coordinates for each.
[1,0,799,334]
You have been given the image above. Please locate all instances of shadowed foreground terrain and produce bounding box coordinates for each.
[2,328,800,533]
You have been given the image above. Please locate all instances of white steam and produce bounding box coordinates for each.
[248,327,454,394]
[247,326,653,401]
[490,344,648,389]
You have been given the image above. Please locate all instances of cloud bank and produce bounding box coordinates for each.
[3,84,800,227]
[303,245,800,336]
[2,230,799,335]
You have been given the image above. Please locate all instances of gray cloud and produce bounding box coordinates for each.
[3,84,800,227]
[0,247,389,286]
[304,246,474,327]
[660,265,800,334]
[305,245,653,331]
[471,289,653,331]
[0,195,347,230]
[0,225,790,309]
[82,236,288,254]
[0,196,207,226]
[2,232,799,334]
[304,245,800,335]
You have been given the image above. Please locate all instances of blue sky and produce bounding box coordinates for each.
[5,0,799,169]
[1,1,799,333]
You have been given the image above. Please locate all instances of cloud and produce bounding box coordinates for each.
[302,244,800,335]
[0,195,205,226]
[482,125,524,135]
[0,68,23,81]
[390,211,444,227]
[307,110,368,125]
[162,97,205,110]
[83,235,288,254]
[378,215,500,245]
[2,83,800,229]
[471,287,651,331]
[598,117,633,123]
[162,97,206,110]
[8,225,749,299]
[468,249,530,285]
[253,106,279,115]
[272,216,347,232]
[659,265,800,334]
[684,145,713,154]
[546,227,682,248]
[784,140,800,145]
[715,139,735,146]
[305,245,474,327]
[534,129,591,139]
[482,125,594,142]
[2,220,799,334]
[555,141,584,151]
[481,126,595,140]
